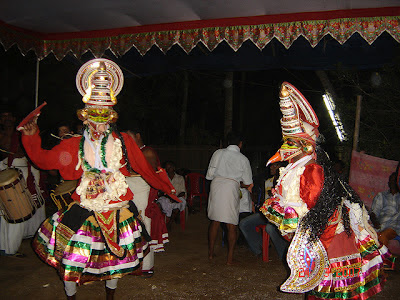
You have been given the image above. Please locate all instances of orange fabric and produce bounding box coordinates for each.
[300,163,324,209]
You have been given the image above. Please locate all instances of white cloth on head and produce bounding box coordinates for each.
[125,176,154,271]
[0,157,45,255]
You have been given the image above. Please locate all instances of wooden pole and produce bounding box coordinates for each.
[352,95,362,151]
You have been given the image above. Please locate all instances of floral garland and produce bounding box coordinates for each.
[76,135,129,212]
[79,128,111,172]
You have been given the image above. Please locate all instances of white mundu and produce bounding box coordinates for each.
[0,157,45,255]
[125,176,153,271]
[206,145,253,225]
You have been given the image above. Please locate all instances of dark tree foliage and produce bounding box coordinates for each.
[329,57,400,161]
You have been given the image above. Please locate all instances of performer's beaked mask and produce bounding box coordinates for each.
[267,82,319,166]
[75,59,124,140]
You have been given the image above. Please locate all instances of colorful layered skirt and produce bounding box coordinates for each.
[308,234,392,299]
[262,199,394,299]
[32,201,149,284]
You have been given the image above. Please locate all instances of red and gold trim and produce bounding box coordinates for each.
[0,7,399,60]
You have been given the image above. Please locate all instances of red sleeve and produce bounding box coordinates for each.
[300,163,324,209]
[21,131,83,180]
[121,132,180,202]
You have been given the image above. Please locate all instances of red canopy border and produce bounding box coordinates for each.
[1,7,399,60]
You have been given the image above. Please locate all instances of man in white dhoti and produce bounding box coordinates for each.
[0,111,45,257]
[206,132,253,265]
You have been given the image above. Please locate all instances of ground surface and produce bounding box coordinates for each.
[1,209,400,300]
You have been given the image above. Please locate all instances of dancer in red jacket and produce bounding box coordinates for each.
[261,82,392,299]
[19,59,178,300]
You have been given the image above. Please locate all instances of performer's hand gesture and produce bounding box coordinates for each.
[19,117,39,136]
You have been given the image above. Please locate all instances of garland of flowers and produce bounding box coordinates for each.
[79,128,111,173]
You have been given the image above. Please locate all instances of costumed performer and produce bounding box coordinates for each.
[125,128,169,278]
[19,59,179,300]
[260,82,392,299]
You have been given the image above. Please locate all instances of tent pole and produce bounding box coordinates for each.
[35,58,40,108]
[352,95,362,152]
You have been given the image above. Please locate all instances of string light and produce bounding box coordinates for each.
[322,93,347,142]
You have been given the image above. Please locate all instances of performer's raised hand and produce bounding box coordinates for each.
[19,116,39,135]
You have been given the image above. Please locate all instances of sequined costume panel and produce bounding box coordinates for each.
[260,161,323,236]
[22,130,177,284]
[261,159,391,299]
[32,203,148,284]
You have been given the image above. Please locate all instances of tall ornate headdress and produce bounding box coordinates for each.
[279,82,319,144]
[75,58,124,123]
[267,82,319,165]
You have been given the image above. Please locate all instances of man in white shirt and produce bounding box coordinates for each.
[206,132,253,265]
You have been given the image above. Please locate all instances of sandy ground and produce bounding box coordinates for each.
[1,208,400,300]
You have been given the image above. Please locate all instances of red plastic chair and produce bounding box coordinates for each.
[185,173,208,211]
[255,224,270,262]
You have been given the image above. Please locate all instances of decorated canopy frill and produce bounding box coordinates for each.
[0,7,399,60]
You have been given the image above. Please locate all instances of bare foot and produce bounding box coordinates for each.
[226,259,240,266]
[208,252,216,260]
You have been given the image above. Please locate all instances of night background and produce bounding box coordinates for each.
[1,32,400,173]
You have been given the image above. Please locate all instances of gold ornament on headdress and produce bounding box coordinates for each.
[76,58,124,107]
[280,85,290,98]
[82,70,96,103]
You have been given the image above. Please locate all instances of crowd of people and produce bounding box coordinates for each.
[0,59,399,300]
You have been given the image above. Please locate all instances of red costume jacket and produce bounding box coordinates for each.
[22,131,178,202]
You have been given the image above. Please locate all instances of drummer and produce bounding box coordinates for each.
[0,110,45,257]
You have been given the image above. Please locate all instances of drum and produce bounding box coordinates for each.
[0,168,36,223]
[50,180,78,210]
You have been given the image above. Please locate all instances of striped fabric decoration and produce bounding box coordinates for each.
[32,206,148,284]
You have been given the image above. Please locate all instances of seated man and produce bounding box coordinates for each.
[371,172,400,246]
[157,161,186,227]
[239,162,288,260]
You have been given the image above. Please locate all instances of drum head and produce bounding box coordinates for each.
[54,180,78,196]
[0,169,19,187]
